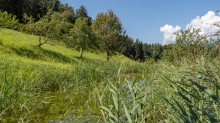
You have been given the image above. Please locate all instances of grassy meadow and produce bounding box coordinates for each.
[0,28,220,122]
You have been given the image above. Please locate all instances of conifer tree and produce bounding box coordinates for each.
[75,6,92,26]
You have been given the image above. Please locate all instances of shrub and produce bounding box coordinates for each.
[161,27,215,64]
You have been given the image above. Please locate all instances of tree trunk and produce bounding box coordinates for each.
[107,49,110,61]
[38,34,42,47]
[81,46,83,59]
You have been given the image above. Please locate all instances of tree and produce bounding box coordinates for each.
[162,27,209,63]
[21,9,73,47]
[68,17,98,59]
[75,6,92,26]
[52,3,75,23]
[92,9,124,61]
[0,0,61,23]
[133,39,144,61]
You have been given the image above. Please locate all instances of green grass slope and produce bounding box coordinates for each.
[0,28,134,65]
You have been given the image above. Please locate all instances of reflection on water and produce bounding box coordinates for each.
[48,118,102,123]
[48,111,103,123]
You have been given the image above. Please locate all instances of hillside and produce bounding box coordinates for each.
[0,28,135,65]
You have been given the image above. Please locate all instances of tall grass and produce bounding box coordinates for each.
[2,50,220,122]
[0,55,147,122]
[96,50,220,122]
[161,56,220,123]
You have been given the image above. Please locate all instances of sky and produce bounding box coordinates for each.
[60,0,220,45]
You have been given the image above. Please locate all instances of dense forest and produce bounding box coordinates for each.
[0,0,219,62]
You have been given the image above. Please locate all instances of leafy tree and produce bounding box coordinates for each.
[21,9,73,47]
[52,3,75,23]
[92,9,124,61]
[75,6,92,26]
[162,27,209,63]
[68,17,98,59]
[0,10,19,29]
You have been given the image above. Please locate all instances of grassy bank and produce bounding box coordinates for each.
[0,28,220,122]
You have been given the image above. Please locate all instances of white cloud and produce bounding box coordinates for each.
[186,11,220,36]
[160,11,220,45]
[160,24,181,45]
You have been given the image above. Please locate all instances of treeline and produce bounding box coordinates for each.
[0,0,60,23]
[0,0,219,62]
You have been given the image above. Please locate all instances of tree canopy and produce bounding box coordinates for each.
[75,5,92,26]
[92,9,124,61]
[68,17,98,59]
[0,0,61,23]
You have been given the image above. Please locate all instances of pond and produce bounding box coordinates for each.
[46,79,147,123]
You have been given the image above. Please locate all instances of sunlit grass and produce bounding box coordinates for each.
[0,28,134,64]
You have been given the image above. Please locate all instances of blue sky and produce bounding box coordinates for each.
[60,0,220,45]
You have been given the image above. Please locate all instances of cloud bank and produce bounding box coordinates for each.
[160,11,220,45]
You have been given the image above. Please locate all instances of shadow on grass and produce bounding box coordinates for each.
[74,55,103,63]
[7,45,77,63]
[0,39,3,45]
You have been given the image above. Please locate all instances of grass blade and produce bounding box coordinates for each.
[188,79,220,104]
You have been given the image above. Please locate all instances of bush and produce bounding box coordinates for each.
[161,28,216,64]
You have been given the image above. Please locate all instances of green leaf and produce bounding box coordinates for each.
[177,91,192,104]
[162,97,192,123]
[132,73,140,87]
[131,104,140,114]
[200,108,218,123]
[100,106,118,122]
[189,74,220,90]
[123,102,132,123]
[172,96,188,117]
[109,89,118,112]
[100,110,107,122]
[188,79,220,104]
[109,82,117,91]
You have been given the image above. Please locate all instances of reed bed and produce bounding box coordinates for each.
[0,53,220,122]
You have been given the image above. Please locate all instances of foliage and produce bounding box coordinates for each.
[20,10,73,47]
[0,0,61,23]
[98,73,151,123]
[52,3,75,24]
[75,5,93,26]
[67,17,98,58]
[0,11,20,30]
[162,56,220,123]
[92,9,124,61]
[161,27,214,64]
[118,34,134,56]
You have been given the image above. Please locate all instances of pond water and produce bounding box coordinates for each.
[46,79,147,123]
